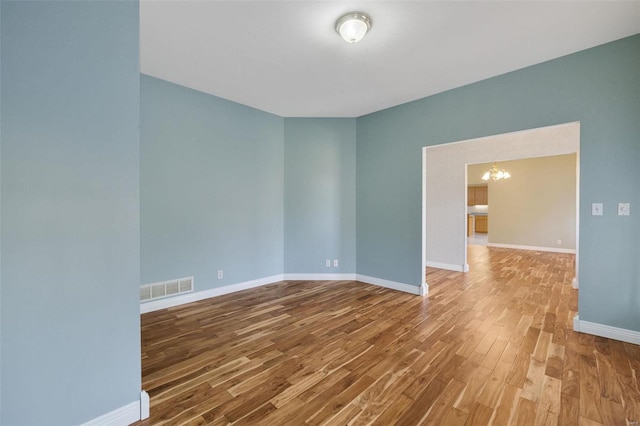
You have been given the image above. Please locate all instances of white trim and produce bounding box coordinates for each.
[573,315,640,345]
[356,274,423,295]
[140,273,427,313]
[419,282,428,296]
[140,274,284,313]
[140,390,149,420]
[284,273,357,281]
[487,243,576,254]
[421,147,429,297]
[574,144,580,295]
[573,314,581,332]
[425,261,466,272]
[80,400,140,426]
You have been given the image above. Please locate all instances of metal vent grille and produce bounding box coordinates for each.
[141,276,193,302]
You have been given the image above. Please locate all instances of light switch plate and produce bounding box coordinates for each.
[618,202,630,216]
[592,203,603,216]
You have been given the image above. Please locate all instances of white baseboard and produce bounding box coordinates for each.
[573,314,581,332]
[140,274,284,313]
[487,243,576,254]
[141,273,426,314]
[356,274,423,296]
[80,399,141,426]
[420,281,429,296]
[284,273,357,281]
[425,261,466,272]
[573,314,640,345]
[140,390,149,420]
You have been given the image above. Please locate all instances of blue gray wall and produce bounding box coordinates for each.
[141,75,284,289]
[284,119,356,274]
[356,35,640,331]
[141,80,358,284]
[1,1,141,424]
[0,0,3,415]
[1,7,635,423]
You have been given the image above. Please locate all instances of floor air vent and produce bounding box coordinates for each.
[141,276,193,302]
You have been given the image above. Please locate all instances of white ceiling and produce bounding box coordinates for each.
[140,1,640,118]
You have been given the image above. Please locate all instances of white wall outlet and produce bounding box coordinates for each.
[333,259,339,267]
[557,240,562,245]
[325,259,331,267]
[618,202,630,216]
[591,203,603,216]
[217,270,223,279]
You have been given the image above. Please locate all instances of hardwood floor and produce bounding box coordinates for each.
[139,246,640,425]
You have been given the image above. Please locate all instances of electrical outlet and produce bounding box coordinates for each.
[557,240,562,245]
[217,270,223,279]
[333,259,339,267]
[325,259,331,268]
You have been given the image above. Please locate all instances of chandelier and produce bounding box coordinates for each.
[482,163,511,181]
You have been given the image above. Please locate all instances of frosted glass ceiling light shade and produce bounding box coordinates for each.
[336,12,372,43]
[482,163,511,181]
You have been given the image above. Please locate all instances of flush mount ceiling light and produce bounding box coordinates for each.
[335,12,372,43]
[482,163,511,181]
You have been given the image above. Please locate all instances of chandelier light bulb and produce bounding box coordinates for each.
[482,163,511,181]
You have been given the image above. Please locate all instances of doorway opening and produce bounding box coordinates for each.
[465,155,577,255]
[421,122,580,292]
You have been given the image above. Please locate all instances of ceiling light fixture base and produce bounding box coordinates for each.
[335,12,372,44]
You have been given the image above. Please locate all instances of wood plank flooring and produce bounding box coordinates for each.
[138,246,640,425]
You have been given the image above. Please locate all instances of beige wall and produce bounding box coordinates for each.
[468,165,490,185]
[468,154,576,250]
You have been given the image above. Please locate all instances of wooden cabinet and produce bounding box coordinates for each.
[467,214,473,236]
[475,215,488,233]
[467,185,488,206]
[474,186,488,205]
